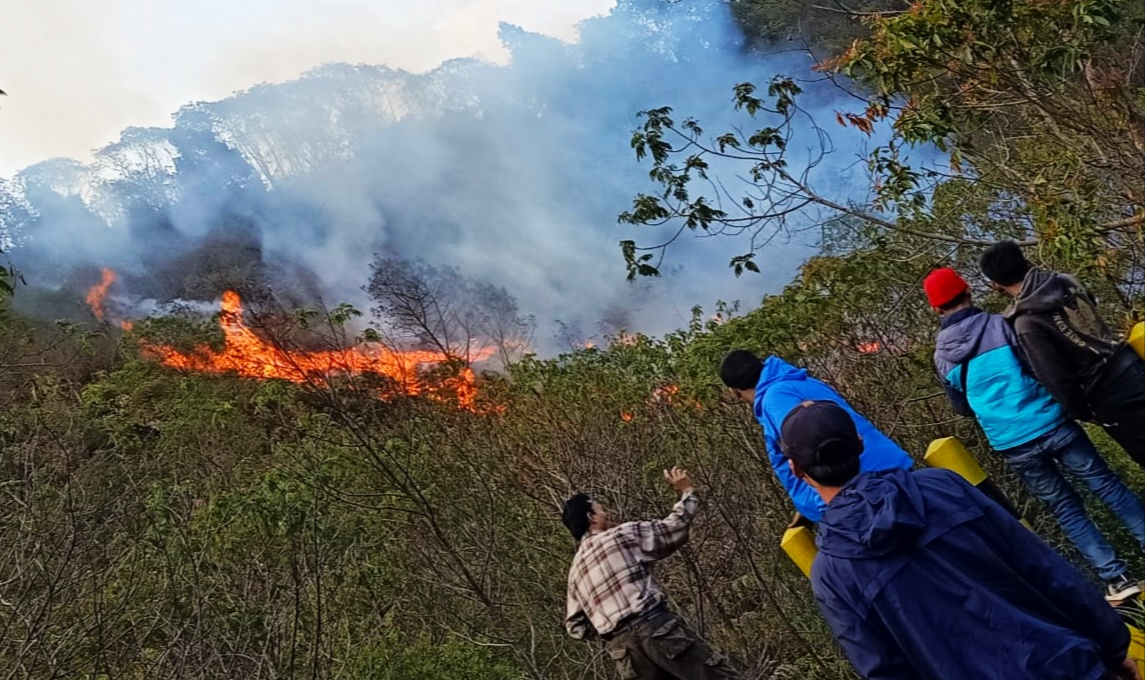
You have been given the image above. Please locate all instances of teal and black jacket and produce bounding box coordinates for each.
[934,307,1065,451]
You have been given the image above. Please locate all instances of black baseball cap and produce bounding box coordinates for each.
[779,400,864,467]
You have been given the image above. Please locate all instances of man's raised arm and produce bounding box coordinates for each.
[637,467,699,561]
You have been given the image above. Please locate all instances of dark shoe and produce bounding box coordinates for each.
[1104,575,1142,603]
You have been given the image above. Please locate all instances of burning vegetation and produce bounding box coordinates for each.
[145,291,487,406]
[86,273,489,407]
[86,268,117,322]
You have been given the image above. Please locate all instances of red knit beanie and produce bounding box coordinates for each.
[923,268,970,308]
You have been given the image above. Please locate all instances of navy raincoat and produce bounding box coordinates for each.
[812,467,1130,680]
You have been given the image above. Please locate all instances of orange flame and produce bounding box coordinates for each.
[620,412,634,422]
[86,268,117,321]
[143,291,490,408]
[857,341,882,354]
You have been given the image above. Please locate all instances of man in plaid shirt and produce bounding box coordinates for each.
[562,467,738,679]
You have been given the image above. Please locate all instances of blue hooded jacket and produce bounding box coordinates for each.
[812,468,1129,680]
[752,356,912,521]
[934,307,1065,450]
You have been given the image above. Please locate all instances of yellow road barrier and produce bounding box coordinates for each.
[1132,626,1145,676]
[925,436,987,485]
[1130,321,1144,360]
[780,526,816,578]
[926,437,1029,526]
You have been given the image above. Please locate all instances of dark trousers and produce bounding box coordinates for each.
[604,609,739,680]
[1089,345,1145,469]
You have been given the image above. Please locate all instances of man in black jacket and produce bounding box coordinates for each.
[979,240,1145,469]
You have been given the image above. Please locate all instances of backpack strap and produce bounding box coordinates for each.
[957,332,985,398]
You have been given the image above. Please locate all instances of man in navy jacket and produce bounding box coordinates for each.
[781,400,1140,680]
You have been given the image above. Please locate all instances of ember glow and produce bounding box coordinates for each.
[857,341,882,354]
[143,291,489,407]
[652,384,680,403]
[86,268,117,321]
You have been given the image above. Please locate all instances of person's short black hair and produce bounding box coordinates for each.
[936,290,972,313]
[720,350,764,390]
[779,401,864,487]
[801,455,862,487]
[978,240,1031,287]
[562,493,594,541]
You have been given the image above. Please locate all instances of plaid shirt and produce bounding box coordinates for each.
[565,491,698,639]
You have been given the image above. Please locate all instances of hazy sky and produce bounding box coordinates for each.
[0,0,615,177]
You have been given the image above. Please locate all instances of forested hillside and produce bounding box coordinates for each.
[1,0,1143,678]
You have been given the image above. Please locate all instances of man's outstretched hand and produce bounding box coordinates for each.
[664,467,694,495]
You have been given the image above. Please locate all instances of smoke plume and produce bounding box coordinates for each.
[0,0,885,352]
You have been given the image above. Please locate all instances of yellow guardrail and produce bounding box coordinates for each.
[925,437,1032,528]
[780,525,817,578]
[780,436,1145,674]
[925,437,987,485]
[1132,626,1145,676]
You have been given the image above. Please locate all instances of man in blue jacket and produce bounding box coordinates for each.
[783,400,1141,680]
[925,267,1144,601]
[719,350,912,523]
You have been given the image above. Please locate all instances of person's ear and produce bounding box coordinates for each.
[788,459,806,481]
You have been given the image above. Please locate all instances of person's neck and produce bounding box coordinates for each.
[1001,282,1023,296]
[939,302,973,317]
[818,485,845,505]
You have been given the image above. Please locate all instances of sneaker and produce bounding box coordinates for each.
[1104,575,1142,603]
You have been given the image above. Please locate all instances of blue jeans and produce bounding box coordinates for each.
[1001,421,1145,582]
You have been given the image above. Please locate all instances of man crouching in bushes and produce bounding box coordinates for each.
[562,468,739,679]
[784,399,1141,680]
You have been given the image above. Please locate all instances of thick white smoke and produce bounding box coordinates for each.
[0,0,887,352]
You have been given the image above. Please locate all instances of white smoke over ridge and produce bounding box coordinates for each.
[1,0,890,352]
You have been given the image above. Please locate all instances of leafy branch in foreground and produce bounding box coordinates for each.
[621,0,1144,280]
[618,77,978,280]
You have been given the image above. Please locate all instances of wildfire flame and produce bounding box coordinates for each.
[143,291,490,408]
[86,268,117,321]
[857,341,882,354]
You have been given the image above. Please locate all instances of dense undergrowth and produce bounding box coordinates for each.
[0,233,1141,679]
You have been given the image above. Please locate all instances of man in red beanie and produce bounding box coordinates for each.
[924,267,1144,602]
